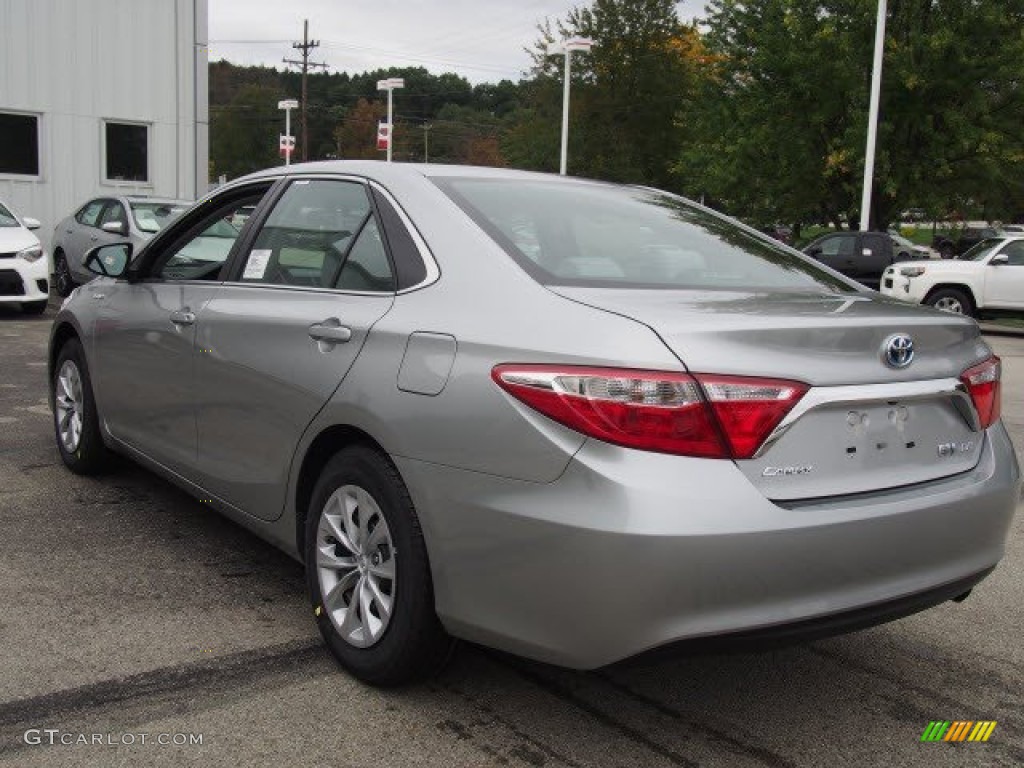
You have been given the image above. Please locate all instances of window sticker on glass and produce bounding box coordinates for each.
[243,249,272,280]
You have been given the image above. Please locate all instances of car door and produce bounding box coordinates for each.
[90,182,276,475]
[194,177,396,521]
[813,234,856,276]
[858,232,891,285]
[984,240,1024,309]
[67,199,107,278]
[96,200,130,245]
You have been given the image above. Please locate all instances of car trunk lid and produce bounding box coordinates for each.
[550,287,990,500]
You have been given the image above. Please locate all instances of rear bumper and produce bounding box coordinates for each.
[398,421,1020,669]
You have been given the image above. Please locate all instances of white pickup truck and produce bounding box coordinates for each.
[880,236,1024,317]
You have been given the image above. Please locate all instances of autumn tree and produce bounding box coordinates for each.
[333,99,387,160]
[512,0,705,188]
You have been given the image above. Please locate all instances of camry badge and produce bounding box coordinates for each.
[882,334,914,369]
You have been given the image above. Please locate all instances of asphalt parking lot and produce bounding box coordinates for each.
[0,302,1021,768]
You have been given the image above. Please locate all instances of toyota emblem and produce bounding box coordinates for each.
[882,333,914,369]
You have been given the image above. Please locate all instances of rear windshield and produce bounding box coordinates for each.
[131,202,188,233]
[435,178,852,292]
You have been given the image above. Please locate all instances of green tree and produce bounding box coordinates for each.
[209,82,283,180]
[678,0,1024,229]
[518,0,704,187]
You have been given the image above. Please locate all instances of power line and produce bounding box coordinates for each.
[282,20,329,161]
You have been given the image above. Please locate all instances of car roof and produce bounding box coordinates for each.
[122,196,192,205]
[238,160,599,186]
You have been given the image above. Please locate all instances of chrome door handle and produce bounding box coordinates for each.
[170,309,196,326]
[309,321,352,343]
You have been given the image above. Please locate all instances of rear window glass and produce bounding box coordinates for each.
[435,178,852,292]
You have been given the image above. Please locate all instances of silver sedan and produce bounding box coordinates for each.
[51,195,190,296]
[48,162,1020,685]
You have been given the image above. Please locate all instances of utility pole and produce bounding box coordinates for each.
[283,19,327,162]
[423,123,432,163]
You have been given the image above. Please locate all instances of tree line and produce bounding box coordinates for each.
[210,0,1024,231]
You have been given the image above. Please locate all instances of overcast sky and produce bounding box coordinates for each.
[208,0,707,83]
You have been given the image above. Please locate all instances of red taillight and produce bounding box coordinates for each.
[961,356,1001,429]
[491,365,807,460]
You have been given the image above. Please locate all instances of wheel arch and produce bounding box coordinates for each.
[923,283,977,310]
[294,424,391,562]
[49,321,81,386]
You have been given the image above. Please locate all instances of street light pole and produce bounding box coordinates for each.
[860,0,887,231]
[549,37,594,176]
[376,78,405,163]
[278,99,298,166]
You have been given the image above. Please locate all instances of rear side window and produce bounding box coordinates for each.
[435,178,852,292]
[371,188,427,289]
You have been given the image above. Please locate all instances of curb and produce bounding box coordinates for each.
[979,324,1024,338]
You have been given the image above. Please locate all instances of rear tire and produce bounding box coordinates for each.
[925,287,973,317]
[305,445,454,686]
[54,251,74,298]
[52,338,111,474]
[21,300,48,315]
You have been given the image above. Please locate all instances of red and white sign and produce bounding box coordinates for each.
[279,134,295,158]
[377,122,391,152]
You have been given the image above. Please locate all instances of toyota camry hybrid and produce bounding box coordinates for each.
[48,162,1020,685]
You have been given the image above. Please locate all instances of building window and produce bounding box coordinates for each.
[105,121,149,183]
[0,112,40,176]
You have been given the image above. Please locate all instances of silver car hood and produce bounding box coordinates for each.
[548,287,990,386]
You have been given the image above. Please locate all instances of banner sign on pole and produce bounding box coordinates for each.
[279,134,295,159]
[377,122,391,152]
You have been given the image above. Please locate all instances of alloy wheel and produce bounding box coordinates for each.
[933,297,964,314]
[55,255,71,296]
[55,360,84,453]
[315,485,396,648]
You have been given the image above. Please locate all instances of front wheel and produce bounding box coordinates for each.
[305,445,453,686]
[52,339,111,474]
[54,251,74,297]
[925,287,973,317]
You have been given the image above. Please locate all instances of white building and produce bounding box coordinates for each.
[0,0,209,254]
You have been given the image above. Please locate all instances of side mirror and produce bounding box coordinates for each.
[989,254,1009,266]
[807,246,822,257]
[85,243,132,278]
[21,217,41,230]
[101,221,128,235]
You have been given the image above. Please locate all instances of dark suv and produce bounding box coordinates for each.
[932,226,1002,259]
[802,231,922,288]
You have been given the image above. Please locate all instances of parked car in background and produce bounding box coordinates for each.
[802,231,925,287]
[0,200,50,315]
[759,224,792,245]
[49,162,1019,685]
[890,232,938,260]
[932,224,1002,260]
[881,235,1024,316]
[51,196,190,296]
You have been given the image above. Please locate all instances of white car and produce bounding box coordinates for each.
[880,235,1024,316]
[0,200,49,315]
